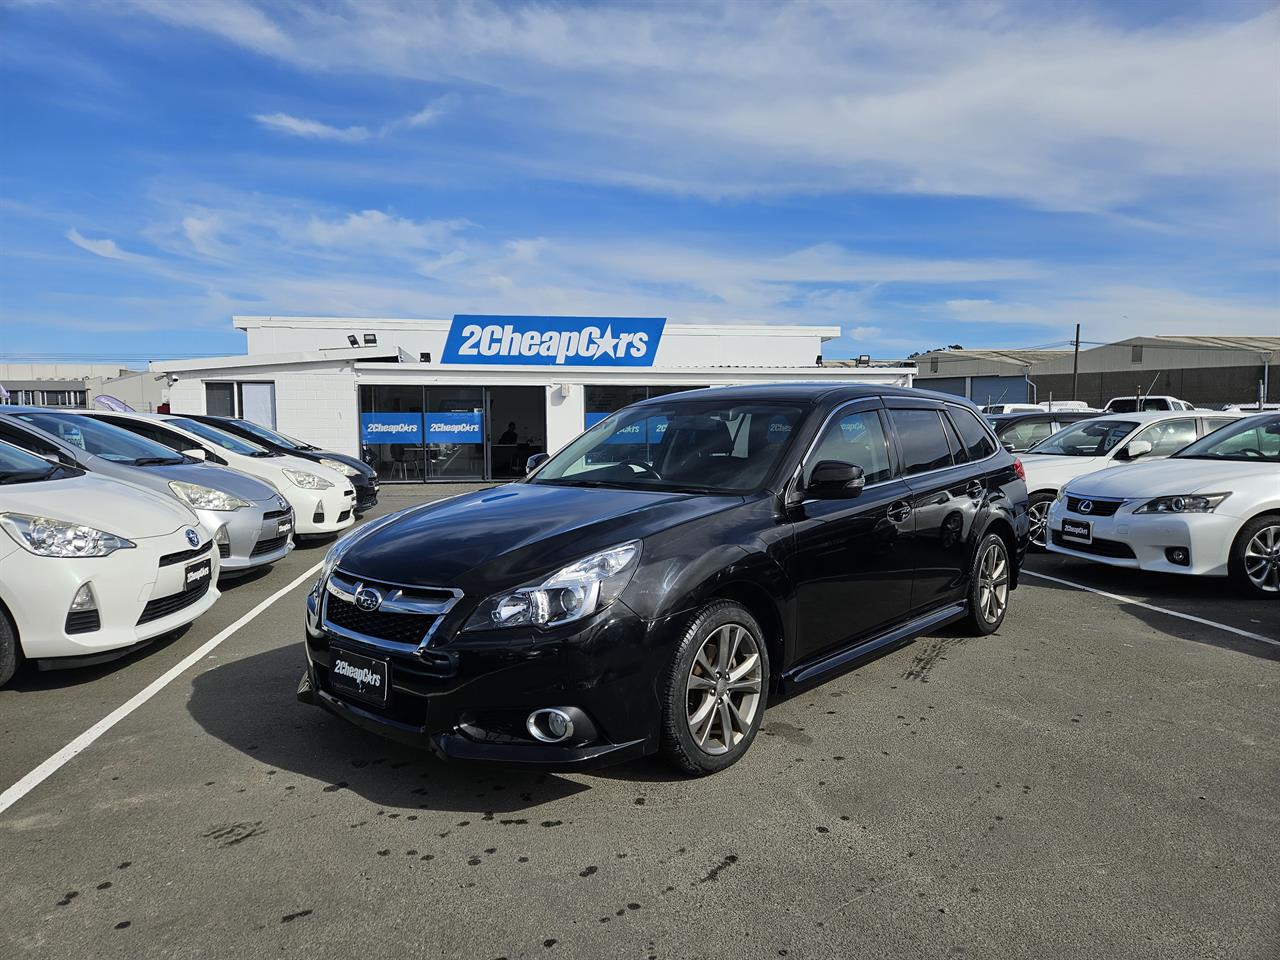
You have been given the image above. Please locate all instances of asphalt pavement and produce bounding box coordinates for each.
[2,485,1277,960]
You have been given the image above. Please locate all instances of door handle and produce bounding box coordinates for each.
[887,501,912,523]
[966,479,985,499]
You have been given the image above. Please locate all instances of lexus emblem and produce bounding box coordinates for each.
[354,584,383,612]
[1078,500,1094,514]
[185,528,200,548]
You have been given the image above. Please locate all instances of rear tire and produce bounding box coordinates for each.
[1230,516,1280,598]
[660,601,770,776]
[962,533,1011,635]
[0,606,20,688]
[1027,492,1055,551]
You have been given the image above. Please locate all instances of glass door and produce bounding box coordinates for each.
[359,385,426,482]
[426,387,485,480]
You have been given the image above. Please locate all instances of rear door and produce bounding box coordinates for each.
[787,400,914,661]
[886,402,986,614]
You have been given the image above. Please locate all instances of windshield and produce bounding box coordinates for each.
[0,439,74,484]
[1107,398,1170,413]
[13,411,185,465]
[1174,415,1280,463]
[1028,419,1138,457]
[229,419,313,451]
[532,400,807,494]
[167,417,274,456]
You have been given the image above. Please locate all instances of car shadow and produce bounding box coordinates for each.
[7,625,191,692]
[187,643,592,812]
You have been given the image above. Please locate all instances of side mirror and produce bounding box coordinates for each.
[806,460,866,499]
[183,448,207,462]
[1121,439,1153,460]
[525,452,550,475]
[1002,441,1016,453]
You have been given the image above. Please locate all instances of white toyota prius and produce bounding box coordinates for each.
[0,440,221,686]
[1046,414,1280,597]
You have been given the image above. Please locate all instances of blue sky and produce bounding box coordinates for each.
[1,0,1277,362]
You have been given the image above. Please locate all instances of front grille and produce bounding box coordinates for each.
[326,594,438,645]
[1051,531,1136,559]
[1067,496,1123,517]
[65,610,101,634]
[158,541,212,567]
[250,533,289,557]
[263,508,290,521]
[137,579,211,625]
[218,542,230,559]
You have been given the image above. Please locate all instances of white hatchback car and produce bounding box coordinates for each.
[1046,414,1280,596]
[0,440,220,686]
[82,411,357,537]
[1021,410,1243,547]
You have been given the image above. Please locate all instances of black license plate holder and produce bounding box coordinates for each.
[1061,518,1092,543]
[330,649,389,706]
[184,558,212,591]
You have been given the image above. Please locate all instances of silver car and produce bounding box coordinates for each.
[0,408,293,577]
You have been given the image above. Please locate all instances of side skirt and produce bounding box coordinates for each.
[780,602,967,691]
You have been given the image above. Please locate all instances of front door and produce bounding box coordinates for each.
[787,403,914,663]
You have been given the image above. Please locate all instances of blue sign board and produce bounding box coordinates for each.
[442,315,666,367]
[427,411,484,444]
[361,412,421,445]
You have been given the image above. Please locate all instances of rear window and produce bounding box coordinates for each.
[947,406,998,461]
[889,409,954,476]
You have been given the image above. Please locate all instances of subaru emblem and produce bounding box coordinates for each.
[354,584,383,612]
[1078,500,1094,514]
[185,528,200,548]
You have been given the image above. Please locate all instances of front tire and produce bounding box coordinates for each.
[963,533,1011,635]
[660,601,770,776]
[1027,492,1055,551]
[0,606,20,688]
[1230,516,1280,598]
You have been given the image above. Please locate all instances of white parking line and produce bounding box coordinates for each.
[0,561,322,817]
[1024,570,1279,648]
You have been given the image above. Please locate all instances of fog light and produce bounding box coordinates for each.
[1165,547,1190,567]
[526,708,575,744]
[65,583,101,634]
[214,524,230,558]
[70,583,97,611]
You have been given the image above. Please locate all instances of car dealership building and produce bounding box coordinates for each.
[154,315,915,483]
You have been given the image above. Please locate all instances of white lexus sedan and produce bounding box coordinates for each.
[1046,414,1280,597]
[1021,410,1243,548]
[0,440,221,686]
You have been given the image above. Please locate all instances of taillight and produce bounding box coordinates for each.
[1013,458,1026,481]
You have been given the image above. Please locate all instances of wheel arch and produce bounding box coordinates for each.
[975,515,1020,589]
[703,580,787,688]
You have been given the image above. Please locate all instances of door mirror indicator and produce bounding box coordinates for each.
[1121,439,1153,460]
[807,460,866,499]
[526,452,550,475]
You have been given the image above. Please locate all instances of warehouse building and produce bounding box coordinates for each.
[153,315,915,483]
[916,335,1278,408]
[0,362,167,411]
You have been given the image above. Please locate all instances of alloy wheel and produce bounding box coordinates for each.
[686,623,763,756]
[977,540,1010,624]
[1243,524,1280,593]
[1028,499,1050,547]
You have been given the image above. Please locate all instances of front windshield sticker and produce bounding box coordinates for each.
[442,315,666,367]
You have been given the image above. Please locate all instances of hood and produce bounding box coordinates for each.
[131,462,281,502]
[1019,453,1107,492]
[0,473,199,539]
[336,481,741,588]
[1065,457,1275,499]
[275,454,350,487]
[312,449,375,479]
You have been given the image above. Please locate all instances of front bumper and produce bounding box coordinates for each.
[198,501,294,575]
[353,476,379,513]
[1046,498,1240,577]
[288,484,357,535]
[299,583,668,770]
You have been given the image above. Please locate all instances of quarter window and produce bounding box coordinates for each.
[1129,418,1197,457]
[806,410,892,486]
[888,409,954,476]
[947,407,997,461]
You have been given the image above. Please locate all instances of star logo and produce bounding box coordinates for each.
[592,325,619,359]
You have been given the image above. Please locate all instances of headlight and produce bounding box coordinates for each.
[318,458,360,478]
[0,513,135,558]
[283,468,333,490]
[1134,493,1229,514]
[168,480,250,512]
[1055,486,1067,502]
[463,541,641,631]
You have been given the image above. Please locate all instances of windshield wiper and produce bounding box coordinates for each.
[132,456,185,466]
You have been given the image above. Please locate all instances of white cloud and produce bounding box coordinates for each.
[849,326,882,342]
[253,112,371,142]
[299,209,470,254]
[65,227,147,261]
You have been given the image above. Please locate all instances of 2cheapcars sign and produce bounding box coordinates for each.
[361,412,483,445]
[441,315,666,367]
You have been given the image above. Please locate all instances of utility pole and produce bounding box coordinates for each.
[1071,323,1081,402]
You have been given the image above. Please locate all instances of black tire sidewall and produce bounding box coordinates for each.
[661,601,770,776]
[0,606,19,688]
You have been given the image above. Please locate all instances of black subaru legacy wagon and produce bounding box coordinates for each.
[299,384,1029,775]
